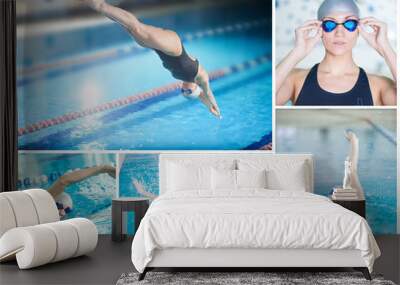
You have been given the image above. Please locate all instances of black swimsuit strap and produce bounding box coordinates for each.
[295,63,373,106]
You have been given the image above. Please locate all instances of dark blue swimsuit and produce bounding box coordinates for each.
[154,44,199,83]
[295,64,373,106]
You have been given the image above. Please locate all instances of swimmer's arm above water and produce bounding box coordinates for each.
[47,165,116,198]
[276,20,322,105]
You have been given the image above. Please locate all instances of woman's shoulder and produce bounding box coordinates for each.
[290,68,311,80]
[288,68,312,89]
[365,72,396,105]
[365,73,395,87]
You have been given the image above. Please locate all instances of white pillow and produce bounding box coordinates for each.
[266,168,307,191]
[236,169,267,189]
[237,159,309,191]
[211,168,236,190]
[167,162,212,192]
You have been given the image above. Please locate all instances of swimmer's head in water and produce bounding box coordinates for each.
[55,192,73,219]
[318,0,360,56]
[317,0,359,20]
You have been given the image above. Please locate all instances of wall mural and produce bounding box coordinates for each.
[275,0,397,77]
[14,0,398,236]
[18,153,116,234]
[16,0,272,235]
[119,154,159,198]
[276,109,397,234]
[17,0,272,151]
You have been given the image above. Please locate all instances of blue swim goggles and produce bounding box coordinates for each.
[322,19,358,32]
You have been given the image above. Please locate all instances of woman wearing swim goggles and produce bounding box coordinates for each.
[276,0,396,106]
[321,19,358,33]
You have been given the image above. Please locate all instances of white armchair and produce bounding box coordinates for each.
[0,189,98,269]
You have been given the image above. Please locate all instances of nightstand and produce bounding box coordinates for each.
[330,197,366,218]
[112,197,150,242]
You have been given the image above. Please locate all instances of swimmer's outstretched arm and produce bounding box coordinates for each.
[195,66,221,118]
[47,165,116,198]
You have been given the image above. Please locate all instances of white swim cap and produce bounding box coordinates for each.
[182,85,202,100]
[318,0,360,20]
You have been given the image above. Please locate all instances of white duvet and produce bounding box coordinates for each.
[131,190,380,273]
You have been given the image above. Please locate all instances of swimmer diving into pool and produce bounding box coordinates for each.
[47,165,116,218]
[276,0,397,106]
[80,0,222,118]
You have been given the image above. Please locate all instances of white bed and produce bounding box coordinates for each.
[131,153,380,280]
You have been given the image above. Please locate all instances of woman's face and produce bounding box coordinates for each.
[321,13,359,56]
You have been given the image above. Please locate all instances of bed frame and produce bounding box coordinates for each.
[139,153,371,281]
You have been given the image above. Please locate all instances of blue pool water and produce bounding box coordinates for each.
[18,153,116,234]
[119,154,159,233]
[17,1,272,150]
[119,154,159,198]
[276,110,397,234]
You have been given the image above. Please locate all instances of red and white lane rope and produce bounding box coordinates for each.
[18,53,271,136]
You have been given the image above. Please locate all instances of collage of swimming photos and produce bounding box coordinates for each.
[17,0,398,235]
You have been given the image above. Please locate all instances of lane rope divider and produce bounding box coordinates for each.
[365,119,397,145]
[18,53,271,136]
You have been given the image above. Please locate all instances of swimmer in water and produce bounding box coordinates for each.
[80,0,222,118]
[276,0,396,106]
[47,165,116,217]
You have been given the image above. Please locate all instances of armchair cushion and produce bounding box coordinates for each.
[0,190,98,269]
[0,218,98,269]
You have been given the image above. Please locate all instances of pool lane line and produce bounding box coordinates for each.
[17,18,269,81]
[364,118,397,145]
[18,53,271,137]
[19,68,271,150]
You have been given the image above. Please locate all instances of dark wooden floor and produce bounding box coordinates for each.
[0,235,134,285]
[1,235,399,285]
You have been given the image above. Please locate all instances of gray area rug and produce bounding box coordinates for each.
[116,272,396,285]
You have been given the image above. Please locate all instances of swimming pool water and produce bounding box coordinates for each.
[20,63,272,150]
[118,154,159,233]
[276,111,397,234]
[17,1,272,150]
[18,153,116,234]
[119,154,159,198]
